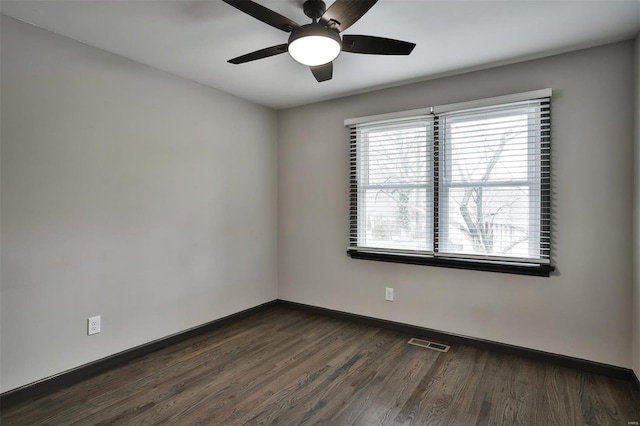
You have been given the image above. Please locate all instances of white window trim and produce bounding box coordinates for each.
[344,89,552,127]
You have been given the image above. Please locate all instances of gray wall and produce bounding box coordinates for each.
[278,41,635,368]
[634,33,640,378]
[0,16,278,392]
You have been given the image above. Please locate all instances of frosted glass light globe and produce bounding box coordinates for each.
[288,25,341,67]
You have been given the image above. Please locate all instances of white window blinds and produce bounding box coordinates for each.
[437,99,551,263]
[350,116,434,253]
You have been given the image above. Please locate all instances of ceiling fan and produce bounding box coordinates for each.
[222,0,416,82]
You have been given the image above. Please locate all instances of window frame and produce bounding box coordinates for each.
[346,90,555,277]
[356,118,434,253]
[438,106,540,262]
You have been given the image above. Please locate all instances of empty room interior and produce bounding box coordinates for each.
[1,0,640,424]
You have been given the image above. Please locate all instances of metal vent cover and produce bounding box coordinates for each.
[408,338,450,352]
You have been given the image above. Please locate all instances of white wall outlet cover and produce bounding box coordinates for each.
[385,287,394,301]
[87,316,101,335]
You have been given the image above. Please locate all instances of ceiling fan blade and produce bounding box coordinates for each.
[342,35,416,55]
[228,44,289,64]
[310,62,333,82]
[321,0,378,33]
[222,0,300,32]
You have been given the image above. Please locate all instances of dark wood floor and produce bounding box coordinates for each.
[2,306,638,425]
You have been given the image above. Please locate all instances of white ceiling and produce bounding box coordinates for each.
[2,0,639,109]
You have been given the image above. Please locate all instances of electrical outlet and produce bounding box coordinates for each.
[87,316,101,335]
[385,287,394,301]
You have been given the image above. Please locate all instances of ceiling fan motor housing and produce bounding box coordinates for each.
[303,0,327,20]
[288,24,341,47]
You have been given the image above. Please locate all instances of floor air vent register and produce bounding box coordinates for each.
[408,338,450,352]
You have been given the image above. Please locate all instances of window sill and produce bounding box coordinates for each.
[347,249,555,277]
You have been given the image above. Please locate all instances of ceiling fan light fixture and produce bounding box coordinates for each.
[288,25,341,66]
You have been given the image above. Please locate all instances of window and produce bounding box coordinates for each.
[347,90,553,276]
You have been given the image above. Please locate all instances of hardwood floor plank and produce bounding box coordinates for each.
[579,372,638,425]
[2,306,637,426]
[439,345,491,425]
[393,345,489,426]
[485,355,529,425]
[224,327,395,425]
[392,346,450,425]
[157,317,367,424]
[303,333,410,425]
[327,340,430,425]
